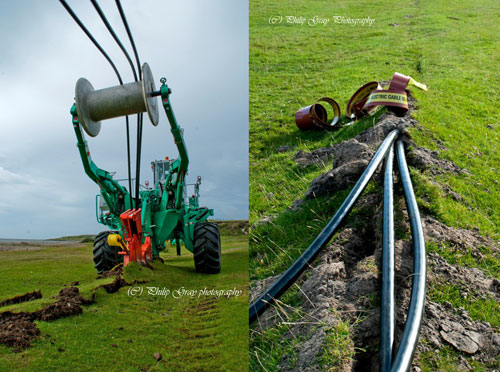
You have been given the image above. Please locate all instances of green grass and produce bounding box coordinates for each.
[419,343,500,371]
[249,285,303,371]
[427,241,500,280]
[428,282,500,328]
[250,319,300,371]
[250,0,500,370]
[0,234,248,372]
[317,318,355,371]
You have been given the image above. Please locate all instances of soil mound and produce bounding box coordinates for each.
[0,290,42,308]
[0,286,93,350]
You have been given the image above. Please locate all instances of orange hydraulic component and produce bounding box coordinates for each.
[142,236,152,262]
[119,209,152,266]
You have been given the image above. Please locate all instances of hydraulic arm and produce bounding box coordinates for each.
[71,104,132,230]
[159,78,189,210]
[70,71,217,273]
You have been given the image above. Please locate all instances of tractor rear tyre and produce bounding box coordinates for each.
[93,231,122,274]
[193,222,221,274]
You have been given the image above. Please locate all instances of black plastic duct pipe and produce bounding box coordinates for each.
[381,143,395,372]
[391,140,426,372]
[249,129,400,324]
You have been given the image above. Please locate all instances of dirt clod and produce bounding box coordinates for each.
[37,286,93,321]
[277,145,295,153]
[97,264,123,279]
[406,146,465,175]
[423,216,497,254]
[420,300,499,363]
[295,146,334,168]
[100,277,128,294]
[0,290,42,308]
[305,159,370,200]
[0,286,93,349]
[297,111,419,202]
[0,318,40,349]
[0,261,142,352]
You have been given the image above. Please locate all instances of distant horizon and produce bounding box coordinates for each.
[0,218,250,241]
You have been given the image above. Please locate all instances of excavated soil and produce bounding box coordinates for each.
[0,286,93,350]
[0,264,133,351]
[95,265,131,293]
[97,264,124,279]
[0,290,42,308]
[251,100,500,371]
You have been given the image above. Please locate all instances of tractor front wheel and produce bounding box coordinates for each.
[93,231,122,274]
[193,222,221,274]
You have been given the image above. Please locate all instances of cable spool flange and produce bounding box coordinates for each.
[75,62,158,137]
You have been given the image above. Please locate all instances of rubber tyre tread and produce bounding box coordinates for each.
[93,231,121,274]
[193,222,221,274]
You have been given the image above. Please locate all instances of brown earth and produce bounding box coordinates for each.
[0,290,42,308]
[0,286,92,350]
[0,264,131,351]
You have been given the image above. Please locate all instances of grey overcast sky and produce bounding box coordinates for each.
[0,1,248,239]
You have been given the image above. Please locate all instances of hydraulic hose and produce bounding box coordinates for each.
[381,144,395,372]
[249,129,400,324]
[391,140,426,372]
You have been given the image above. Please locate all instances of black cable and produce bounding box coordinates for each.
[59,0,123,85]
[134,113,143,208]
[90,0,138,82]
[381,144,395,372]
[90,0,138,209]
[124,118,133,206]
[391,140,426,372]
[60,0,135,207]
[115,0,143,209]
[249,129,400,323]
[115,0,141,77]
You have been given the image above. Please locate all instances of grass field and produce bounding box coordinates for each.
[249,0,499,370]
[0,233,248,372]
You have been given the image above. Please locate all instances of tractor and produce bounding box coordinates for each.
[70,64,221,274]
